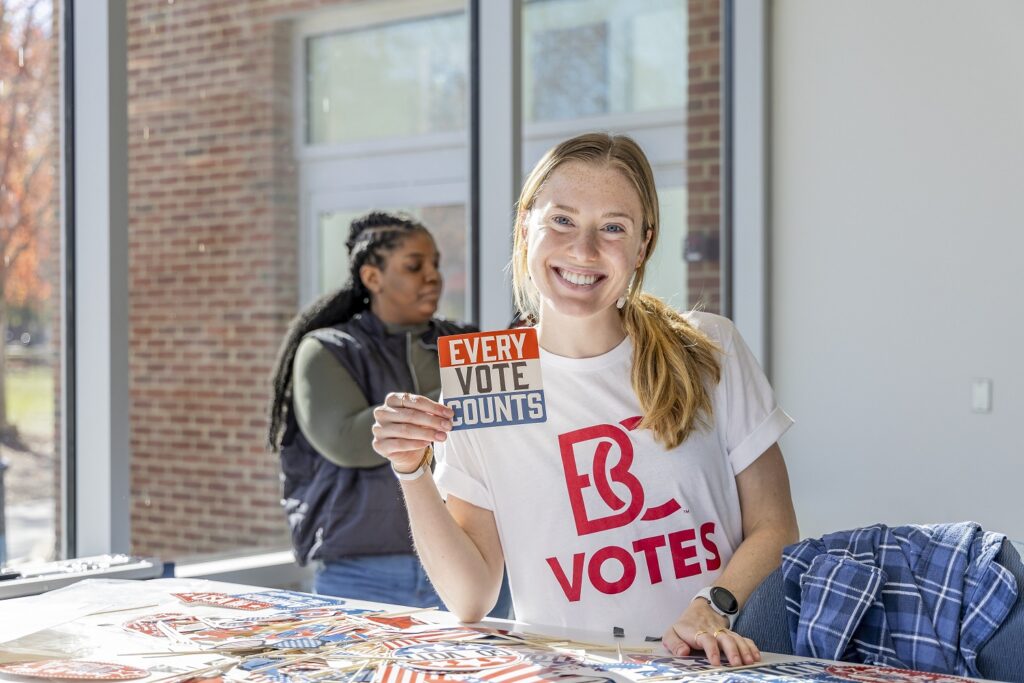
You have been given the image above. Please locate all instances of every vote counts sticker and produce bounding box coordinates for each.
[438,328,546,430]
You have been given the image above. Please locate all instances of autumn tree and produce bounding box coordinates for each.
[0,0,57,441]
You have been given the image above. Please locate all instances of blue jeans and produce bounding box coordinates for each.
[315,554,515,619]
[315,554,444,608]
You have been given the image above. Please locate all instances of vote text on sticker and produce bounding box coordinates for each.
[438,328,546,430]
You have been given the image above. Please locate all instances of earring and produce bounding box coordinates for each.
[617,272,637,309]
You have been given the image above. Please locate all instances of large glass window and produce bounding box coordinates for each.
[125,1,470,564]
[523,0,686,123]
[521,0,721,312]
[307,12,467,144]
[0,0,62,565]
[118,0,721,565]
[299,2,470,314]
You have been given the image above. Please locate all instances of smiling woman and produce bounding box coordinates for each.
[372,133,798,668]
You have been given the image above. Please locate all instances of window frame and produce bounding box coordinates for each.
[61,0,759,570]
[293,0,472,310]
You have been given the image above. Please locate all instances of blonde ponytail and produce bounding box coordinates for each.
[622,293,721,450]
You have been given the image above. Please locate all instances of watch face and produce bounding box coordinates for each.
[710,586,738,615]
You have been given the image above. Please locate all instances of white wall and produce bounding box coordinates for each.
[771,0,1024,540]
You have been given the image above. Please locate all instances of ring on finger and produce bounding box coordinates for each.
[713,628,729,639]
[693,630,707,639]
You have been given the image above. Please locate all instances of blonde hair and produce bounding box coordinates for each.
[512,133,721,449]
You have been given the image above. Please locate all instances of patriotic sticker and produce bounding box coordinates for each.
[378,661,554,683]
[366,614,427,631]
[587,661,679,680]
[172,592,273,611]
[123,612,204,638]
[518,653,582,668]
[393,642,523,672]
[380,628,490,650]
[242,658,332,683]
[438,328,546,430]
[626,654,722,674]
[824,665,974,683]
[292,605,374,619]
[268,637,322,650]
[265,623,331,643]
[0,661,150,681]
[230,590,346,611]
[682,661,977,682]
[376,663,461,683]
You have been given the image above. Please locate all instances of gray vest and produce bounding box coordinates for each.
[280,311,474,565]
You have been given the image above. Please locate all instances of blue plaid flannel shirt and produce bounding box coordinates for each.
[782,522,1017,676]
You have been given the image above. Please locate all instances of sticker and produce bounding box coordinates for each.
[265,623,330,643]
[292,605,373,619]
[626,654,721,674]
[681,661,977,683]
[824,665,975,683]
[366,614,427,631]
[230,590,346,611]
[588,661,679,680]
[438,328,546,430]
[269,637,322,650]
[172,592,273,611]
[123,612,203,638]
[380,628,490,650]
[394,642,523,672]
[376,663,462,683]
[243,658,332,683]
[0,661,150,681]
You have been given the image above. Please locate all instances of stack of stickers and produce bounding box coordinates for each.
[0,588,976,683]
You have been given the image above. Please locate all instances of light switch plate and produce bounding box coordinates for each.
[971,378,992,413]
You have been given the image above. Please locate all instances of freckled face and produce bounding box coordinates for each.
[524,161,650,320]
[362,230,443,325]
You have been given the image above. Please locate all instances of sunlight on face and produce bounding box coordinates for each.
[525,161,650,323]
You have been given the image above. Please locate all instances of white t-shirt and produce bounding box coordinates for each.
[434,312,792,641]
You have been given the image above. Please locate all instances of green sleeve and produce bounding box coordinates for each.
[291,337,388,468]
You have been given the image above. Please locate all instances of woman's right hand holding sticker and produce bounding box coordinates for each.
[372,392,454,473]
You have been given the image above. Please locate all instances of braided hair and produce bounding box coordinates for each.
[267,211,430,449]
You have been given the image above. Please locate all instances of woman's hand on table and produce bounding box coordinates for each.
[372,392,454,473]
[662,598,761,667]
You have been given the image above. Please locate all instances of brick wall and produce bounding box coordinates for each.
[126,1,346,558]
[685,0,722,312]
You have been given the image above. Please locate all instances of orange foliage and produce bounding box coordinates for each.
[0,0,58,308]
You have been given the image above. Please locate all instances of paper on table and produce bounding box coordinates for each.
[0,579,172,644]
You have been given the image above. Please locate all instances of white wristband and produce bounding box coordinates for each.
[392,461,429,481]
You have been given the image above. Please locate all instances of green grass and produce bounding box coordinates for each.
[5,365,55,438]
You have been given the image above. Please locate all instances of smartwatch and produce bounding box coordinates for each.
[693,586,739,628]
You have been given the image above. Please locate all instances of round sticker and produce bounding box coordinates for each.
[123,613,202,638]
[393,642,522,672]
[825,665,975,683]
[0,661,150,681]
